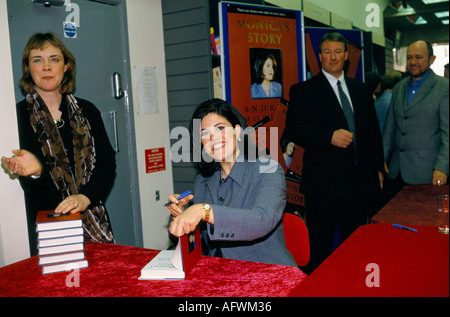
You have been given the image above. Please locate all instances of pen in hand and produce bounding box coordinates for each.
[164,190,192,207]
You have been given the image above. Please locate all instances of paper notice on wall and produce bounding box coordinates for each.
[134,66,159,115]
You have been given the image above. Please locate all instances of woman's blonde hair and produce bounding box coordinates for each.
[20,32,76,94]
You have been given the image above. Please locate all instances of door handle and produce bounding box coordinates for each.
[110,111,119,152]
[112,72,124,99]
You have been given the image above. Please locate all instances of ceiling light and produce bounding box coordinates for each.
[422,0,448,4]
[390,1,415,10]
[435,11,449,18]
[30,0,65,6]
[442,19,449,24]
[399,4,415,11]
[407,15,428,24]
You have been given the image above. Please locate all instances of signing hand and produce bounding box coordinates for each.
[1,149,42,177]
[166,193,194,217]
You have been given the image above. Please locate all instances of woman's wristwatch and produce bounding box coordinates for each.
[202,203,211,222]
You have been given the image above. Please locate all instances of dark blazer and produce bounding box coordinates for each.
[285,71,384,200]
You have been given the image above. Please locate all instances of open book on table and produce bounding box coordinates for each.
[139,227,202,280]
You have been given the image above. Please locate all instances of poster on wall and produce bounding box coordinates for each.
[219,2,306,210]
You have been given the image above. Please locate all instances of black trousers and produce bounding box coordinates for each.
[301,194,367,275]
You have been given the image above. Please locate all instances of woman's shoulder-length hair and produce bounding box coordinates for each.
[20,32,76,95]
[254,51,278,84]
[189,98,259,177]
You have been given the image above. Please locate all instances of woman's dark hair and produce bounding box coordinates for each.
[253,51,277,84]
[20,32,76,95]
[189,98,258,177]
[279,131,294,153]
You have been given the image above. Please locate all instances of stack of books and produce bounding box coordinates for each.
[36,210,88,274]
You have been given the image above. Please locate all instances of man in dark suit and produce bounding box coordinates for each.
[285,32,384,274]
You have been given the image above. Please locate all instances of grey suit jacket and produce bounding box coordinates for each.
[383,70,449,184]
[193,158,297,267]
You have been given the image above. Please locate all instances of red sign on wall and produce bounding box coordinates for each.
[145,148,166,174]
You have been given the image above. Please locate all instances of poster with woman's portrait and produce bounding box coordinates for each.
[250,48,283,99]
[220,2,306,210]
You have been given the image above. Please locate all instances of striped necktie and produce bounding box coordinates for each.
[337,80,356,148]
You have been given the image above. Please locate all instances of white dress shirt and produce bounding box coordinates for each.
[322,69,354,111]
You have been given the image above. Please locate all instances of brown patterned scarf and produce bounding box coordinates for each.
[27,91,114,243]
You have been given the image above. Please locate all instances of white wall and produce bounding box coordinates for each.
[0,0,30,266]
[126,0,173,250]
[0,0,173,267]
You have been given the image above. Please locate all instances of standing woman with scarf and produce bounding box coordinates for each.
[2,33,116,255]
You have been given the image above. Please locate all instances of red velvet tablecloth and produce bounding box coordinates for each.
[372,184,449,226]
[0,242,306,297]
[289,223,449,297]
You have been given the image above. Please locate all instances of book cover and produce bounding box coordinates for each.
[36,210,82,232]
[210,27,218,55]
[139,250,184,280]
[139,227,202,280]
[213,66,223,99]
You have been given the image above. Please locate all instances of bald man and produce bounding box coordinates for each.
[382,40,449,197]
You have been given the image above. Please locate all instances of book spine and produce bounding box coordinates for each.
[38,251,86,266]
[38,242,84,256]
[42,259,88,275]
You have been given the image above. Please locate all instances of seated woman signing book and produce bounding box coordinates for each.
[166,99,296,267]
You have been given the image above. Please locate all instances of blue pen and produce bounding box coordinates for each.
[163,190,192,207]
[393,223,418,232]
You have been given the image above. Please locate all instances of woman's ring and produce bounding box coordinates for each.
[74,202,78,207]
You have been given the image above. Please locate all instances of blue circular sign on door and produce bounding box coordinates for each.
[63,22,77,39]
